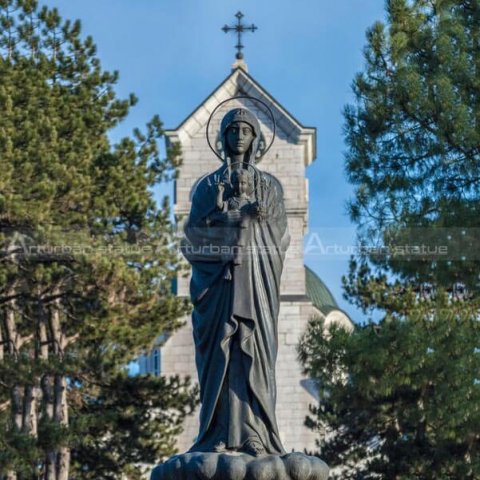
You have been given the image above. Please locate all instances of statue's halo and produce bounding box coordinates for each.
[206,95,277,162]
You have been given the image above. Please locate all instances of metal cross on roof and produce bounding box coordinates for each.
[222,11,257,60]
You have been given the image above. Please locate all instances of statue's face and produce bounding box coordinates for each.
[225,121,255,155]
[232,173,251,196]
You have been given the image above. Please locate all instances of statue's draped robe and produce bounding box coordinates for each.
[182,164,290,455]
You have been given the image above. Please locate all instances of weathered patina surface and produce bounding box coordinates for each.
[182,108,289,456]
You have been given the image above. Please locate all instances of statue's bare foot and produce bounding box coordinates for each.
[242,438,266,457]
[213,441,226,453]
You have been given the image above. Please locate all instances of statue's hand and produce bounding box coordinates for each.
[251,202,267,220]
[207,209,241,226]
[217,182,225,193]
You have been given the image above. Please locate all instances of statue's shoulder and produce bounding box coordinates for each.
[189,167,224,202]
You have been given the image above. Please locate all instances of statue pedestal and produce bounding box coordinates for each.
[151,451,329,480]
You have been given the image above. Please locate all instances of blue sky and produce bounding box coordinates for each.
[42,0,386,321]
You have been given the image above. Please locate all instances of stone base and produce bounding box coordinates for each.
[151,451,329,480]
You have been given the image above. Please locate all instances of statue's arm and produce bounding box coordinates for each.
[187,179,242,232]
[207,209,242,226]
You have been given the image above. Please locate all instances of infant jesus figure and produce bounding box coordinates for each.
[216,168,264,266]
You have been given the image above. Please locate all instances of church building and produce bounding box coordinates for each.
[139,56,351,452]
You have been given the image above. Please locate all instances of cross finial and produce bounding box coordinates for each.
[222,11,257,60]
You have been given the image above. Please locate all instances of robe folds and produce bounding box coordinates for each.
[182,164,290,454]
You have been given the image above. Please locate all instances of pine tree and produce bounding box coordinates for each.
[344,0,480,289]
[299,1,480,478]
[299,290,480,479]
[0,1,196,479]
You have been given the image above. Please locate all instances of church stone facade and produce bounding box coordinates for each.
[139,65,351,452]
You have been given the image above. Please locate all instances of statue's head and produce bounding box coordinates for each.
[231,168,254,197]
[220,108,261,164]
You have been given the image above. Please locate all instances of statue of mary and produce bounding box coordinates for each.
[181,107,290,457]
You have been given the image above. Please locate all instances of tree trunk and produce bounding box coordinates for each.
[0,314,4,361]
[39,316,56,480]
[49,296,70,480]
[54,374,69,480]
[23,298,45,441]
[42,373,57,480]
[0,312,12,480]
[22,384,38,436]
[3,291,21,480]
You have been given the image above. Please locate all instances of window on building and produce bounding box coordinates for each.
[153,348,161,376]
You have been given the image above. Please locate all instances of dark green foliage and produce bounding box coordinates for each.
[70,374,198,480]
[300,0,480,478]
[299,299,480,479]
[344,0,480,288]
[0,1,196,478]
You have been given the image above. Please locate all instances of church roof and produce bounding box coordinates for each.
[305,265,338,312]
[165,66,317,166]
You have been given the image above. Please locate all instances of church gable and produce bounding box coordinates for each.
[166,68,316,223]
[165,67,316,168]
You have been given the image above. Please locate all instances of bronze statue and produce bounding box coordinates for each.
[152,107,329,479]
[182,107,290,456]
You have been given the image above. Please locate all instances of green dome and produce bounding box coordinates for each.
[305,265,338,313]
